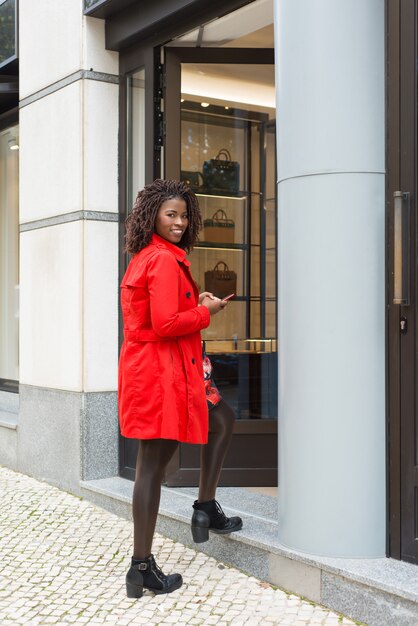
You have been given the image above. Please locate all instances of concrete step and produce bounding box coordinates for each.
[80,476,418,626]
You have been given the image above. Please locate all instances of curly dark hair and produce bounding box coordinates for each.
[124,179,202,254]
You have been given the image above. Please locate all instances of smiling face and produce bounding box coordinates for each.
[154,197,189,245]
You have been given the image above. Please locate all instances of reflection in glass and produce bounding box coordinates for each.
[0,0,16,66]
[0,124,19,381]
[84,0,99,9]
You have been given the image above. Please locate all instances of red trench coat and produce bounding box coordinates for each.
[118,234,211,444]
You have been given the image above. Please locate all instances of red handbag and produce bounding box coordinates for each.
[202,348,221,409]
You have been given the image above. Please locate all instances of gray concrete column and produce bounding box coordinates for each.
[274,0,386,557]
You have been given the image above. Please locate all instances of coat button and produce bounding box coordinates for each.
[191,358,195,364]
[186,291,191,298]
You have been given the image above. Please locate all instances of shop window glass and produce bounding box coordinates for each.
[0,124,19,383]
[181,63,277,420]
[127,68,145,210]
[0,0,16,67]
[84,0,98,10]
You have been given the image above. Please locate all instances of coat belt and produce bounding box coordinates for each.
[123,329,174,342]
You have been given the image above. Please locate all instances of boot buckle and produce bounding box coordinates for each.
[137,563,148,571]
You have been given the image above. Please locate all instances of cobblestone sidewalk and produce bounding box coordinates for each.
[0,467,362,625]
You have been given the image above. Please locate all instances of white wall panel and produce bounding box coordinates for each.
[83,80,119,213]
[19,0,83,99]
[83,221,118,391]
[83,17,119,76]
[19,2,119,99]
[20,82,82,223]
[19,222,83,391]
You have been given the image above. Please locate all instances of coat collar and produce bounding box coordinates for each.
[150,233,191,267]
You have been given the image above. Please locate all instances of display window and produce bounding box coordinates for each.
[0,123,19,389]
[179,75,277,421]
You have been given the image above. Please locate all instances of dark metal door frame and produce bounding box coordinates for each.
[118,46,162,480]
[387,0,418,562]
[118,36,277,484]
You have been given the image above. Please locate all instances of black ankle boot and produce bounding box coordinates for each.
[125,554,183,598]
[191,499,243,543]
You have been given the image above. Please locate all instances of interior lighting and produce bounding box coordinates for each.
[200,102,210,108]
[8,138,19,150]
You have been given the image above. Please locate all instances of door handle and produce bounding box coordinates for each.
[393,190,410,305]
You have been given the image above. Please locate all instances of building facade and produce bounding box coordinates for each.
[1,0,418,608]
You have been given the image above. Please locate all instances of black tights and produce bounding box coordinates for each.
[132,399,235,559]
[198,399,235,502]
[132,438,178,560]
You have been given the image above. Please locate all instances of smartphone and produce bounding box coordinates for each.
[221,293,235,302]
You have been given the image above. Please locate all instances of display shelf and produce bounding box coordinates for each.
[182,98,276,345]
[195,191,261,200]
[195,242,250,251]
[180,100,277,423]
[204,338,277,354]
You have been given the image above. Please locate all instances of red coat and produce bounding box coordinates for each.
[118,234,211,443]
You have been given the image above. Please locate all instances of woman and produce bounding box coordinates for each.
[118,179,242,599]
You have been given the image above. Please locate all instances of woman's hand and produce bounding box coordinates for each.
[201,295,227,315]
[199,291,214,304]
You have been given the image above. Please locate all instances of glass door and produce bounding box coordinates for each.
[163,47,277,486]
[387,0,418,562]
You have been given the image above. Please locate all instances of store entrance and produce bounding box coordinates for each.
[118,2,278,487]
[162,47,277,486]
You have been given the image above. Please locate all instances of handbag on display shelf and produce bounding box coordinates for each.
[202,149,240,196]
[202,209,235,244]
[180,170,205,193]
[204,261,237,299]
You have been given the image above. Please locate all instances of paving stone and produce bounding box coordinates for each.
[0,466,361,626]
